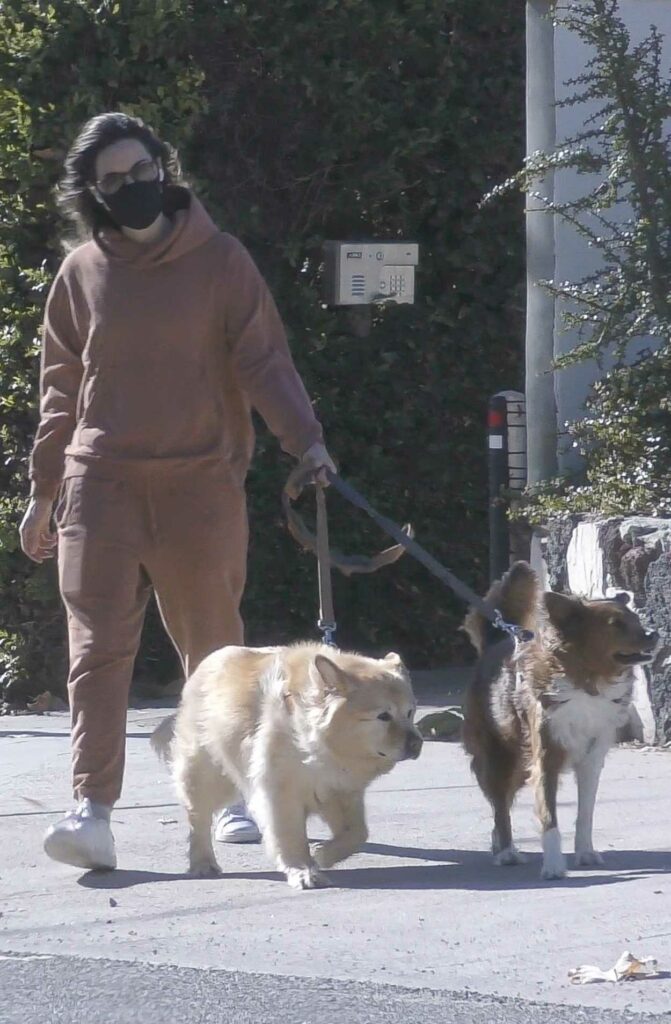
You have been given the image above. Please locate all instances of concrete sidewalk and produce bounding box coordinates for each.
[1,694,670,1021]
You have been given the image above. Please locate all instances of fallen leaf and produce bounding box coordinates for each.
[417,707,464,741]
[569,951,660,984]
[26,692,68,714]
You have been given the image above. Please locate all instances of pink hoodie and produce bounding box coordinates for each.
[30,190,323,499]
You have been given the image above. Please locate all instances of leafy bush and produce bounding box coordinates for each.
[0,0,525,700]
[492,0,671,522]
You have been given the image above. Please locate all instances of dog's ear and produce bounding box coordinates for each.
[383,652,404,669]
[544,591,583,633]
[310,655,352,696]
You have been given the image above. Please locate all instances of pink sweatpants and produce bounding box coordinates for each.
[57,459,247,806]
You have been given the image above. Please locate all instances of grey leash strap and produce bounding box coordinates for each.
[324,470,534,644]
[315,484,337,647]
[283,465,533,646]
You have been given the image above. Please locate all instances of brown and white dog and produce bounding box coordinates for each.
[462,562,657,879]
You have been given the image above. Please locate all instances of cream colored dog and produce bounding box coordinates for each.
[152,642,423,889]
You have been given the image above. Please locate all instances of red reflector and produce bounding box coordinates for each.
[488,408,505,428]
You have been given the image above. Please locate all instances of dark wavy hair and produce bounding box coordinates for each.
[57,112,184,242]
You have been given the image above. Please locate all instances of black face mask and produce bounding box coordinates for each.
[102,180,164,230]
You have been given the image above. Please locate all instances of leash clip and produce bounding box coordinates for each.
[493,609,534,644]
[318,619,337,648]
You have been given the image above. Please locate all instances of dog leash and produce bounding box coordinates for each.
[283,466,534,645]
[325,471,533,643]
[284,463,411,648]
[315,484,337,647]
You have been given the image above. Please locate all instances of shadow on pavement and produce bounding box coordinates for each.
[77,868,284,889]
[76,843,669,893]
[363,842,671,875]
[1,731,153,740]
[326,860,641,892]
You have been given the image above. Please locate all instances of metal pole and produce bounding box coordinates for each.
[488,391,528,581]
[526,0,559,485]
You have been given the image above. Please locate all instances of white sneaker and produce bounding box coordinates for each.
[214,803,261,844]
[44,798,117,870]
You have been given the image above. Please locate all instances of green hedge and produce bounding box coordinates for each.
[0,0,525,701]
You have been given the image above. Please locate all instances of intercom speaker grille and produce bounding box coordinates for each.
[350,274,366,297]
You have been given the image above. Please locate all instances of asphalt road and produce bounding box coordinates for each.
[1,953,665,1024]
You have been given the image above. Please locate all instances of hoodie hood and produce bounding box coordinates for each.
[93,187,219,268]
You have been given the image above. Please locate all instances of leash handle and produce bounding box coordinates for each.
[283,461,411,577]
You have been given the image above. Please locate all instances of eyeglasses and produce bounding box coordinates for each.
[94,158,160,196]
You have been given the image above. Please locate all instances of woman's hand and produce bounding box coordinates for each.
[301,442,337,486]
[20,496,58,563]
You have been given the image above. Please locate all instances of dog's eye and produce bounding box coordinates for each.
[377,711,392,722]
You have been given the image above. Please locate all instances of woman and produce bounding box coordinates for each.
[20,112,335,869]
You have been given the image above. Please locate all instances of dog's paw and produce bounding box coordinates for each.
[574,848,605,868]
[312,842,339,870]
[540,856,567,881]
[188,860,223,879]
[311,843,330,869]
[493,845,526,867]
[540,827,566,880]
[285,866,330,890]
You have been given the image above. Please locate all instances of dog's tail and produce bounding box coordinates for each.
[150,714,177,766]
[463,560,539,654]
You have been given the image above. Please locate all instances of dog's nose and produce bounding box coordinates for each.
[645,630,659,646]
[404,731,423,760]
